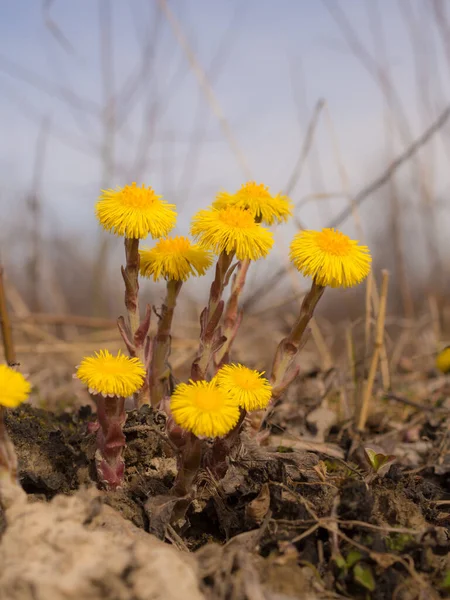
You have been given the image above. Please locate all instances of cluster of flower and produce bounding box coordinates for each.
[0,180,372,490]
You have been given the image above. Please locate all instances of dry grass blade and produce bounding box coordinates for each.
[370,277,391,391]
[358,270,389,431]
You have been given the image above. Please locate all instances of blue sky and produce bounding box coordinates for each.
[1,0,449,283]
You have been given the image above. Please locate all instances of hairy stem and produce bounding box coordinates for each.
[191,251,234,380]
[93,395,127,490]
[121,238,151,406]
[214,258,250,368]
[149,279,182,407]
[270,281,325,397]
[205,408,246,478]
[172,433,203,497]
[123,238,140,339]
[251,281,326,434]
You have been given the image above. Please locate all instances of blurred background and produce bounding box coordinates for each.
[1,0,449,406]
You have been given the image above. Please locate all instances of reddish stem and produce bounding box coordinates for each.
[93,395,127,490]
[122,238,141,344]
[191,251,234,380]
[214,258,250,369]
[205,408,246,478]
[270,281,325,398]
[250,281,326,435]
[172,432,203,497]
[149,279,182,407]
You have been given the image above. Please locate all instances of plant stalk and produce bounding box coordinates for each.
[205,408,247,478]
[270,280,325,398]
[93,395,127,490]
[120,238,152,406]
[191,251,234,380]
[149,279,182,407]
[172,432,203,497]
[252,280,325,434]
[123,237,141,345]
[214,258,250,368]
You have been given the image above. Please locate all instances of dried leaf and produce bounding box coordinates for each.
[144,494,190,540]
[245,483,270,524]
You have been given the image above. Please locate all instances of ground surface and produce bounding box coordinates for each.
[1,376,450,600]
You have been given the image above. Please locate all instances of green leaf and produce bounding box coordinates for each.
[346,550,363,568]
[353,563,376,592]
[333,553,346,570]
[364,448,396,473]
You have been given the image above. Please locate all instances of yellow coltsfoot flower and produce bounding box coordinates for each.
[0,365,31,408]
[289,228,371,288]
[170,379,240,438]
[139,236,213,282]
[76,350,145,397]
[215,364,272,411]
[213,181,293,225]
[191,205,274,261]
[96,182,176,239]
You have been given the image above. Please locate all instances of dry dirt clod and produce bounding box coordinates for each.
[0,488,204,600]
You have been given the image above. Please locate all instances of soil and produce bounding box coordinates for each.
[1,393,450,600]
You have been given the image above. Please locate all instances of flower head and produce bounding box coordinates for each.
[96,182,176,239]
[215,364,272,411]
[289,228,371,288]
[436,346,450,374]
[190,205,274,260]
[213,181,293,225]
[76,350,145,397]
[139,236,213,282]
[0,365,31,408]
[170,379,240,438]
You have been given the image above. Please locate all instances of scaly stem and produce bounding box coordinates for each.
[251,281,325,434]
[93,395,127,490]
[214,258,250,368]
[121,238,152,406]
[172,432,203,497]
[208,251,234,318]
[205,408,246,478]
[191,251,234,381]
[270,281,325,398]
[123,238,141,341]
[149,279,182,407]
